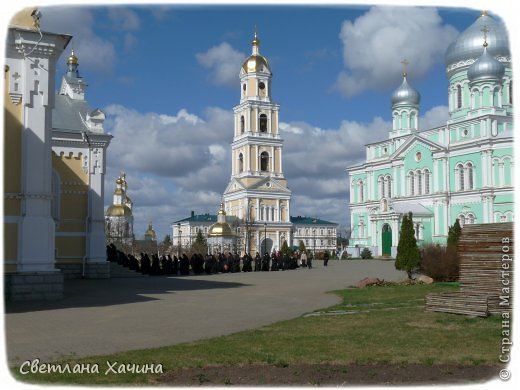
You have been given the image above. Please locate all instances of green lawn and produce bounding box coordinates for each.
[12,282,502,385]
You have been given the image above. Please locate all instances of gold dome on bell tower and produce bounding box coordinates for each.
[67,48,78,65]
[242,30,271,74]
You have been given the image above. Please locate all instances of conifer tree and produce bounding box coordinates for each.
[191,230,208,254]
[298,240,306,253]
[447,219,462,248]
[281,240,290,256]
[395,212,421,279]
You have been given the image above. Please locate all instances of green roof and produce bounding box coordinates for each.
[172,214,216,224]
[173,214,337,226]
[290,216,338,226]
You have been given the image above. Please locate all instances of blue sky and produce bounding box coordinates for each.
[3,1,516,240]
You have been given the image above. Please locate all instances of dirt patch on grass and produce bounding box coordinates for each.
[157,363,502,385]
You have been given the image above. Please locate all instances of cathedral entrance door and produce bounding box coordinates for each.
[260,238,273,256]
[382,224,392,256]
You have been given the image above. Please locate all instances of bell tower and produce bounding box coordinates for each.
[223,31,292,255]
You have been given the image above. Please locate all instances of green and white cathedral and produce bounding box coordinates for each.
[347,12,513,257]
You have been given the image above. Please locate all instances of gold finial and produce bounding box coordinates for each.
[67,47,78,65]
[401,58,409,77]
[481,25,489,47]
[481,10,488,17]
[252,25,260,48]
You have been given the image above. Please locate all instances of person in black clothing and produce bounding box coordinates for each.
[140,253,151,275]
[283,253,290,271]
[165,255,173,274]
[254,253,261,271]
[307,252,313,269]
[243,253,253,272]
[160,255,168,274]
[150,254,161,275]
[233,252,241,272]
[262,252,270,271]
[180,254,190,275]
[172,255,179,275]
[270,253,278,271]
[323,251,329,267]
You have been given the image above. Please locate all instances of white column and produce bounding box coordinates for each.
[400,165,405,196]
[255,145,259,173]
[499,163,505,187]
[278,147,283,174]
[87,146,109,264]
[15,33,67,273]
[270,146,275,174]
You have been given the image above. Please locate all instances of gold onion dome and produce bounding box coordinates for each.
[208,202,235,237]
[242,32,270,73]
[106,204,132,217]
[207,222,234,237]
[67,49,78,65]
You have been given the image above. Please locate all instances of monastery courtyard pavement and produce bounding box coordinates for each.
[5,260,406,366]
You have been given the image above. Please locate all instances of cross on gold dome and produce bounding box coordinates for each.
[481,10,488,17]
[401,58,409,77]
[481,25,489,47]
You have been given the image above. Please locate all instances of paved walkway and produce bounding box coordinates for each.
[5,260,406,365]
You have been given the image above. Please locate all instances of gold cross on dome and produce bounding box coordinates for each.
[401,59,409,77]
[481,25,489,47]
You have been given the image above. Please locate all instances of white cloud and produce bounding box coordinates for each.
[103,102,395,238]
[107,7,140,31]
[40,7,117,74]
[420,105,449,130]
[100,98,454,238]
[196,42,245,87]
[103,105,235,237]
[334,6,458,97]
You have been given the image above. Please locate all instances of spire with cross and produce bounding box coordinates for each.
[401,59,409,77]
[481,25,489,47]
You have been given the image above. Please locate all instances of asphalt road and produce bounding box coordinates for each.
[5,260,406,366]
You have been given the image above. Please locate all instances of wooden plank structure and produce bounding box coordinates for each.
[425,222,513,317]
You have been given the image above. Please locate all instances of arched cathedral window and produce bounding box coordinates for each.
[416,170,423,195]
[510,80,513,104]
[259,114,267,132]
[457,85,462,109]
[358,180,364,203]
[386,175,392,198]
[408,172,415,196]
[467,162,474,190]
[240,116,245,133]
[260,151,269,171]
[457,164,465,191]
[424,169,431,195]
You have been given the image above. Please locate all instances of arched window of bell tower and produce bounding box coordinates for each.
[260,151,269,172]
[259,114,268,132]
[240,116,245,133]
[258,81,266,97]
[239,153,244,173]
[510,80,513,104]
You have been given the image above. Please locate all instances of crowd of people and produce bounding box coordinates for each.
[106,244,319,276]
